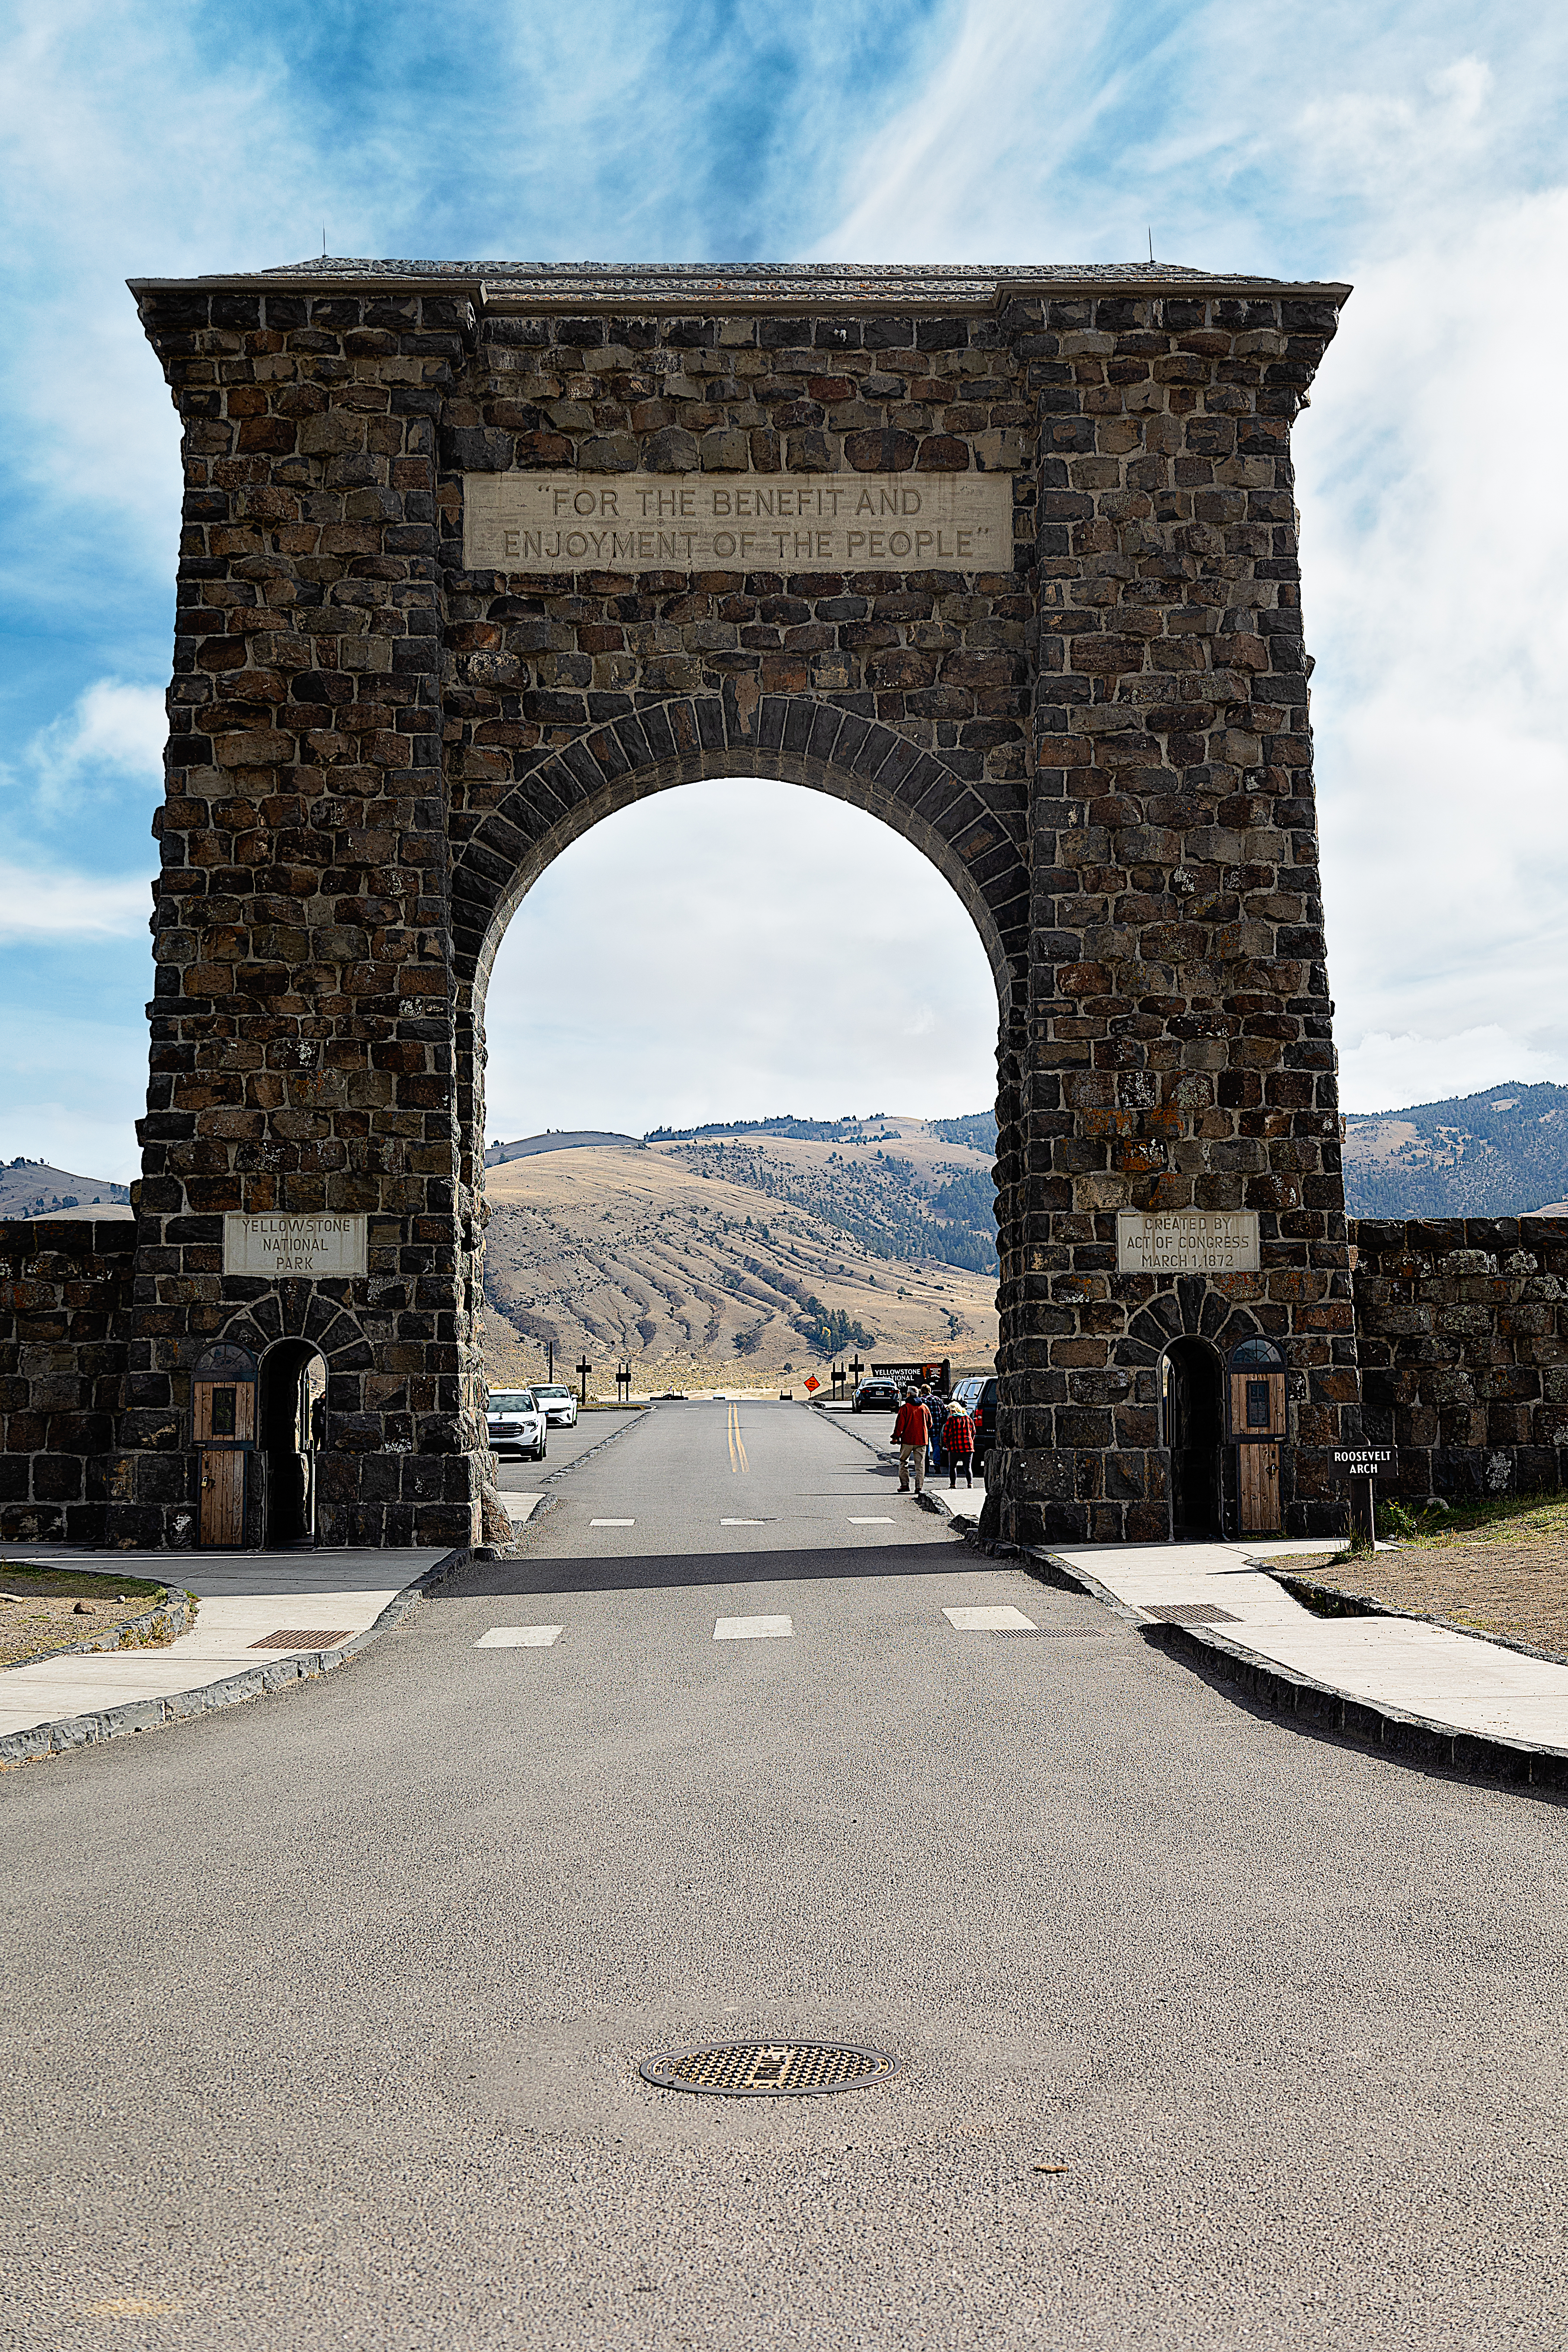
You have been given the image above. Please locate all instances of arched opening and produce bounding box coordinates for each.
[451,729,1029,1514]
[258,1341,327,1551]
[1162,1338,1224,1539]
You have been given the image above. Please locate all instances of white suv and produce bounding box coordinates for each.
[486,1389,547,1460]
[529,1383,579,1428]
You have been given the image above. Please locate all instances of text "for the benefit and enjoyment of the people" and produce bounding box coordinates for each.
[463,470,1014,576]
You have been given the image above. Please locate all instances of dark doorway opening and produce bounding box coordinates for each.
[1162,1339,1223,1538]
[259,1341,327,1549]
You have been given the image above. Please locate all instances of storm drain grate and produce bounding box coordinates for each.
[1142,1604,1240,1626]
[640,2039,899,2097]
[249,1629,354,1650]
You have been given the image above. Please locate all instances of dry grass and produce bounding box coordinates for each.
[1275,1492,1568,1659]
[0,1564,172,1668]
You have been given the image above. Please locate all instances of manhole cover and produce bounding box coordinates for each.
[639,2039,899,2097]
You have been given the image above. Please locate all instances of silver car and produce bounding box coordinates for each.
[486,1388,547,1460]
[529,1383,579,1428]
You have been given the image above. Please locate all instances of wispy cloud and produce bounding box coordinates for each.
[15,679,166,814]
[0,858,148,941]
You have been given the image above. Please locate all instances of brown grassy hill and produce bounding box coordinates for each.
[480,1117,998,1392]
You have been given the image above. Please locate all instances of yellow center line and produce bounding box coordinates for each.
[728,1402,749,1473]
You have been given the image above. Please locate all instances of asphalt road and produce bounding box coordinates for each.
[3,1402,1565,2350]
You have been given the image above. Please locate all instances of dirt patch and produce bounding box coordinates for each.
[1269,1493,1568,1661]
[0,1564,174,1669]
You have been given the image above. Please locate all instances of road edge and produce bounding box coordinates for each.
[1015,1542,1568,1793]
[0,1546,470,1769]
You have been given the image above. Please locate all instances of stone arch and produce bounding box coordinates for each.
[209,1287,376,1548]
[446,688,1030,1198]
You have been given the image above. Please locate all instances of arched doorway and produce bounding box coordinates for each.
[258,1341,327,1550]
[1162,1339,1223,1539]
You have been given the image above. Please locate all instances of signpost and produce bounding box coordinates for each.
[804,1374,821,1395]
[615,1360,631,1404]
[831,1361,846,1401]
[576,1356,592,1405]
[1332,1445,1395,1548]
[848,1356,864,1392]
[546,1341,555,1386]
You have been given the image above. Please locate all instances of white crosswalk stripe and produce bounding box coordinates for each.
[474,1626,562,1648]
[943,1605,1037,1632]
[713,1615,793,1641]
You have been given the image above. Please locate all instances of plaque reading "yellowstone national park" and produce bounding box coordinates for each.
[1115,1209,1261,1277]
[463,470,1014,576]
[223,1214,368,1279]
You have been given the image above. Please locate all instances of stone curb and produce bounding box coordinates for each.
[2,1581,199,1671]
[1020,1545,1568,1793]
[0,1546,470,1769]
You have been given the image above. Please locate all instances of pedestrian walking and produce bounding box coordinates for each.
[941,1395,976,1489]
[892,1388,931,1494]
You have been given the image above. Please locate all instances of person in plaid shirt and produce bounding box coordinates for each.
[941,1394,976,1489]
[891,1389,931,1493]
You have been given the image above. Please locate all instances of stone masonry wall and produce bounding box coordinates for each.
[115,282,483,1549]
[113,261,1358,1548]
[1014,289,1356,1541]
[0,1219,134,1544]
[1350,1218,1568,1501]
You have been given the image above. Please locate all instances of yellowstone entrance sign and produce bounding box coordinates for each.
[82,257,1364,1549]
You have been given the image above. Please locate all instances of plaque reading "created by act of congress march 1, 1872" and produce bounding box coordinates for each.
[1116,1209,1261,1277]
[463,470,1014,576]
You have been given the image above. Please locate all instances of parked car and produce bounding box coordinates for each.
[486,1388,547,1460]
[852,1376,901,1412]
[529,1383,579,1428]
[950,1374,999,1466]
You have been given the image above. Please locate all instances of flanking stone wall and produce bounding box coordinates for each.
[1350,1219,1568,1501]
[0,1219,134,1544]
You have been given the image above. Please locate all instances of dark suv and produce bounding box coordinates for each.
[950,1375,999,1466]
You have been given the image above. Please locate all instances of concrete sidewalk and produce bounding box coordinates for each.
[1042,1536,1568,1777]
[0,1546,452,1758]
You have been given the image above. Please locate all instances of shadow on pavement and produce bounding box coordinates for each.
[441,1542,973,1600]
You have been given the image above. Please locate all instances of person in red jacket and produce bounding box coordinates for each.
[941,1395,976,1489]
[892,1389,931,1494]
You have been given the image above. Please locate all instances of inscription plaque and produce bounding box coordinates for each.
[1116,1209,1261,1277]
[463,470,1014,576]
[223,1213,368,1279]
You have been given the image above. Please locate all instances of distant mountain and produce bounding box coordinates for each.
[0,1159,131,1219]
[485,1130,642,1166]
[1343,1083,1568,1218]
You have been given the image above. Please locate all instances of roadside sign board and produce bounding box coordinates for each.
[1331,1447,1395,1478]
[803,1375,821,1393]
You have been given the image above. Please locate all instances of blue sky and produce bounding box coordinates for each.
[2,0,1566,1175]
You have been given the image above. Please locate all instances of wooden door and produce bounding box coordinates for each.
[1238,1443,1280,1533]
[1229,1372,1286,1439]
[199,1448,246,1546]
[194,1377,253,1548]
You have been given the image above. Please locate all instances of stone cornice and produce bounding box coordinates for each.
[127,257,1353,312]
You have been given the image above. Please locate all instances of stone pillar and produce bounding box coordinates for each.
[107,282,488,1549]
[982,288,1359,1545]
